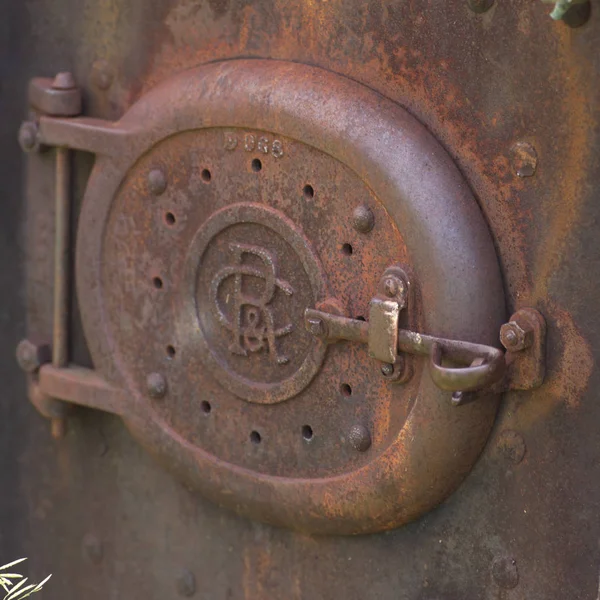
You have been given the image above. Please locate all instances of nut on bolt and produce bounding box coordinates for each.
[500,319,534,352]
[16,339,51,373]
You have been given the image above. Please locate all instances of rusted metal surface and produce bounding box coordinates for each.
[3,0,600,598]
[27,59,503,534]
[502,308,548,390]
[28,75,82,118]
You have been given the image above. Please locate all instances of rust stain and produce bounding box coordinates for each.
[532,27,595,303]
[515,303,593,428]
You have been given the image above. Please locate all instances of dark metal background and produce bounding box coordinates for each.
[2,0,600,598]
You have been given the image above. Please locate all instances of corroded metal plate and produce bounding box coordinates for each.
[76,60,505,534]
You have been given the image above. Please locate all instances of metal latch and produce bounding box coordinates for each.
[305,266,541,399]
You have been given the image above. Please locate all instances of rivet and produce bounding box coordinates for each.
[467,0,494,12]
[16,339,49,373]
[147,372,167,399]
[497,430,526,465]
[90,59,114,91]
[381,363,394,377]
[82,534,103,565]
[52,71,76,90]
[511,142,538,178]
[491,556,519,589]
[148,168,167,196]
[352,205,375,233]
[383,277,399,298]
[18,122,39,153]
[348,424,372,452]
[176,568,196,597]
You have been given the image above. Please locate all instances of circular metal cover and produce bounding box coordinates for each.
[76,60,505,534]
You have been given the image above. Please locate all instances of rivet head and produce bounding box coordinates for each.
[90,59,114,91]
[52,71,76,90]
[352,205,375,233]
[18,122,39,153]
[148,168,167,196]
[82,534,103,565]
[467,0,494,13]
[383,277,399,298]
[381,363,394,377]
[511,141,538,177]
[16,339,50,373]
[147,373,167,399]
[348,424,372,452]
[497,430,526,465]
[176,569,196,597]
[491,556,519,589]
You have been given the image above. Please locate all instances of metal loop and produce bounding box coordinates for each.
[429,342,505,392]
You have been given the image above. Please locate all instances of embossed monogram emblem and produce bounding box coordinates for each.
[210,243,294,365]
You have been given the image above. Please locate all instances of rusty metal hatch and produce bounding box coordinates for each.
[5,0,600,597]
[18,60,518,534]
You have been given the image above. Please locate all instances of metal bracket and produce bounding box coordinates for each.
[305,267,547,398]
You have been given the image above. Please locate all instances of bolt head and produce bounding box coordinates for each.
[352,205,375,233]
[491,556,519,589]
[18,122,39,153]
[511,142,538,178]
[147,373,167,399]
[90,59,114,91]
[381,363,394,377]
[348,424,372,452]
[16,339,51,373]
[52,71,76,90]
[148,168,167,195]
[500,320,533,352]
[383,277,399,298]
[82,534,103,565]
[467,0,494,13]
[176,569,196,597]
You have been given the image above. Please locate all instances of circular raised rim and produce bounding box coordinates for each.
[76,59,505,534]
[178,202,327,403]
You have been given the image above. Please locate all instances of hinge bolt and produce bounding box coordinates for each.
[52,71,76,90]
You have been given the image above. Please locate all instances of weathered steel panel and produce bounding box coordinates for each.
[2,0,600,598]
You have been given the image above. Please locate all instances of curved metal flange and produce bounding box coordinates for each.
[76,59,505,534]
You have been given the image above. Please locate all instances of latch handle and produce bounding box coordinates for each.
[305,307,505,393]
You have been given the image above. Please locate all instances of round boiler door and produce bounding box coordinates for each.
[76,60,504,534]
